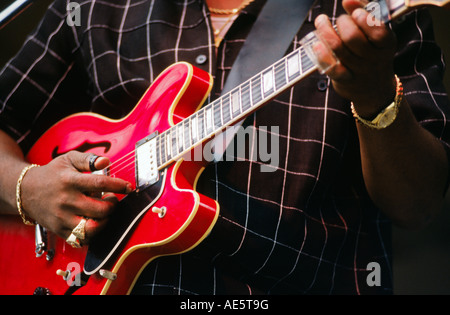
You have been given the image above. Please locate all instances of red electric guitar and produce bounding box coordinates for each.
[0,0,448,295]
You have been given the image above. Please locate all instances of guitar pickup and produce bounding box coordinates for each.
[135,132,159,192]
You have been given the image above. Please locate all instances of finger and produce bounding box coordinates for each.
[91,155,111,172]
[67,151,110,173]
[351,8,396,50]
[73,193,118,219]
[101,192,120,204]
[314,14,354,80]
[53,189,115,221]
[66,216,108,246]
[64,151,133,194]
[342,0,367,15]
[335,13,371,58]
[310,39,352,80]
[314,15,342,54]
[74,172,133,195]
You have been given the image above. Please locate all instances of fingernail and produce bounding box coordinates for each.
[352,8,367,21]
[315,14,329,27]
[101,192,117,201]
[125,183,133,194]
[312,40,339,74]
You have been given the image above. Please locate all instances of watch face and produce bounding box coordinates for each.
[378,107,397,127]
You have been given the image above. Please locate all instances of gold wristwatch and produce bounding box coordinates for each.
[351,75,403,130]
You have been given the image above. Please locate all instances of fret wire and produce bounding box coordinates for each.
[251,74,263,106]
[241,80,251,111]
[209,104,215,134]
[191,113,198,143]
[171,128,176,158]
[184,118,191,149]
[262,67,275,98]
[201,107,207,137]
[283,54,290,81]
[198,109,205,141]
[190,115,195,143]
[177,123,184,153]
[170,127,175,157]
[220,97,224,126]
[213,99,222,131]
[152,44,322,169]
[274,59,287,91]
[222,94,231,124]
[248,78,253,108]
[229,92,233,120]
[160,135,164,167]
[174,125,179,155]
[239,85,243,113]
[205,103,213,134]
[228,93,234,122]
[178,126,182,153]
[287,49,301,81]
[160,132,165,162]
[165,130,169,160]
[166,130,171,159]
[230,88,241,118]
[156,134,162,167]
[163,132,167,165]
[300,48,305,73]
[301,47,314,73]
[170,128,175,158]
[171,127,176,157]
[284,55,289,86]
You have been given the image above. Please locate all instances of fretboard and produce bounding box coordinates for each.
[134,0,450,187]
[155,45,318,170]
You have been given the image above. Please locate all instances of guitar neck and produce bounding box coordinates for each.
[379,0,450,21]
[151,0,450,172]
[155,45,317,170]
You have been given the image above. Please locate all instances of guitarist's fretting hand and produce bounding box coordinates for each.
[314,0,398,118]
[22,151,132,244]
[311,0,448,228]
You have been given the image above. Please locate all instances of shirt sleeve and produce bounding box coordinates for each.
[0,0,90,152]
[392,9,450,189]
[393,9,450,147]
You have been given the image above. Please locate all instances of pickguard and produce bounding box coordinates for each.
[84,170,166,275]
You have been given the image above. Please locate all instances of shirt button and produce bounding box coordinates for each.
[317,79,328,91]
[195,54,208,65]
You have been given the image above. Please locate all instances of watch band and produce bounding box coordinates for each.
[351,75,403,130]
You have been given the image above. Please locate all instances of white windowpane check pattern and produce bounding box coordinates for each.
[0,0,449,295]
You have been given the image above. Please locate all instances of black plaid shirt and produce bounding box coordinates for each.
[1,0,449,295]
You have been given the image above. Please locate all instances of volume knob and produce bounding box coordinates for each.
[33,287,51,295]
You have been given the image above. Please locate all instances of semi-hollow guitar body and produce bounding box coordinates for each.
[0,62,219,295]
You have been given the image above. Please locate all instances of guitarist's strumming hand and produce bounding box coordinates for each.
[313,0,397,119]
[20,151,132,245]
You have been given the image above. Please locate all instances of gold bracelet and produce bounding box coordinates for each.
[16,164,40,225]
[208,0,255,15]
[351,75,403,130]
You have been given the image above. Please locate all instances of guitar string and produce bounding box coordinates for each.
[98,46,311,183]
[83,2,415,192]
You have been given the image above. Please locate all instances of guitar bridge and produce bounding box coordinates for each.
[135,132,160,192]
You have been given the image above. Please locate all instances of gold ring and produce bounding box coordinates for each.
[72,218,87,240]
[66,233,81,248]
